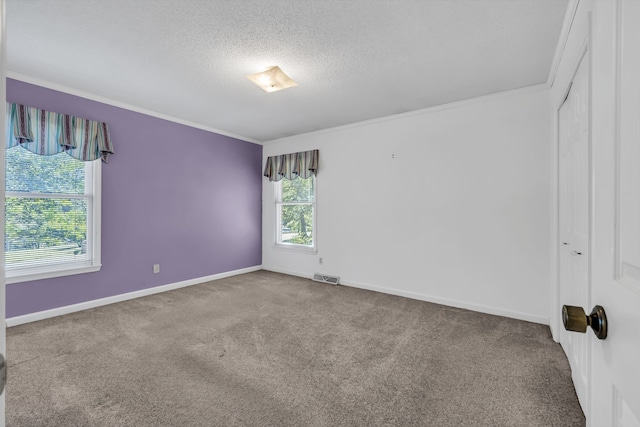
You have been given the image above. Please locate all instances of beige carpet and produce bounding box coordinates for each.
[7,270,585,426]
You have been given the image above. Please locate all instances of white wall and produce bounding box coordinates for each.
[263,88,552,323]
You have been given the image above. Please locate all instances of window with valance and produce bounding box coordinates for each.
[264,149,318,251]
[7,103,114,162]
[263,149,318,182]
[5,102,115,283]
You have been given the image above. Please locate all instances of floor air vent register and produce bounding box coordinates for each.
[312,273,340,285]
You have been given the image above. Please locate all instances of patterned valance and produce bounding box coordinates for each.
[6,102,114,162]
[263,149,318,181]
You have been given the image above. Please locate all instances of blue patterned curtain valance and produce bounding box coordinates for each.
[263,149,318,181]
[6,102,114,162]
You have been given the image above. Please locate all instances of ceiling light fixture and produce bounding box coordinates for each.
[246,66,298,93]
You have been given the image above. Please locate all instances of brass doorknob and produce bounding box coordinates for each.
[562,305,607,339]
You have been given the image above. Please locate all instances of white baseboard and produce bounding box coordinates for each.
[263,266,549,325]
[6,265,262,327]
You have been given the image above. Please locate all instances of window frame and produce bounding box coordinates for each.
[5,157,102,284]
[274,175,317,253]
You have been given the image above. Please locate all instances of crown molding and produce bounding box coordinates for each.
[6,72,263,145]
[265,83,549,144]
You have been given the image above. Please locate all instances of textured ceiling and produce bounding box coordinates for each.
[7,0,569,143]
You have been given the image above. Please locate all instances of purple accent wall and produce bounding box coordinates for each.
[6,79,262,318]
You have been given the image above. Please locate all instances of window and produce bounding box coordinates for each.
[275,176,315,250]
[5,147,101,283]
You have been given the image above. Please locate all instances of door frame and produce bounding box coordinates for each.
[551,28,594,415]
[551,26,591,338]
[0,0,7,424]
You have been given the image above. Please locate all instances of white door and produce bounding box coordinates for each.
[0,0,7,425]
[558,51,591,414]
[588,1,640,425]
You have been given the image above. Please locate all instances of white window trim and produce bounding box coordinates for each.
[273,176,317,253]
[6,159,102,284]
[273,241,318,254]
